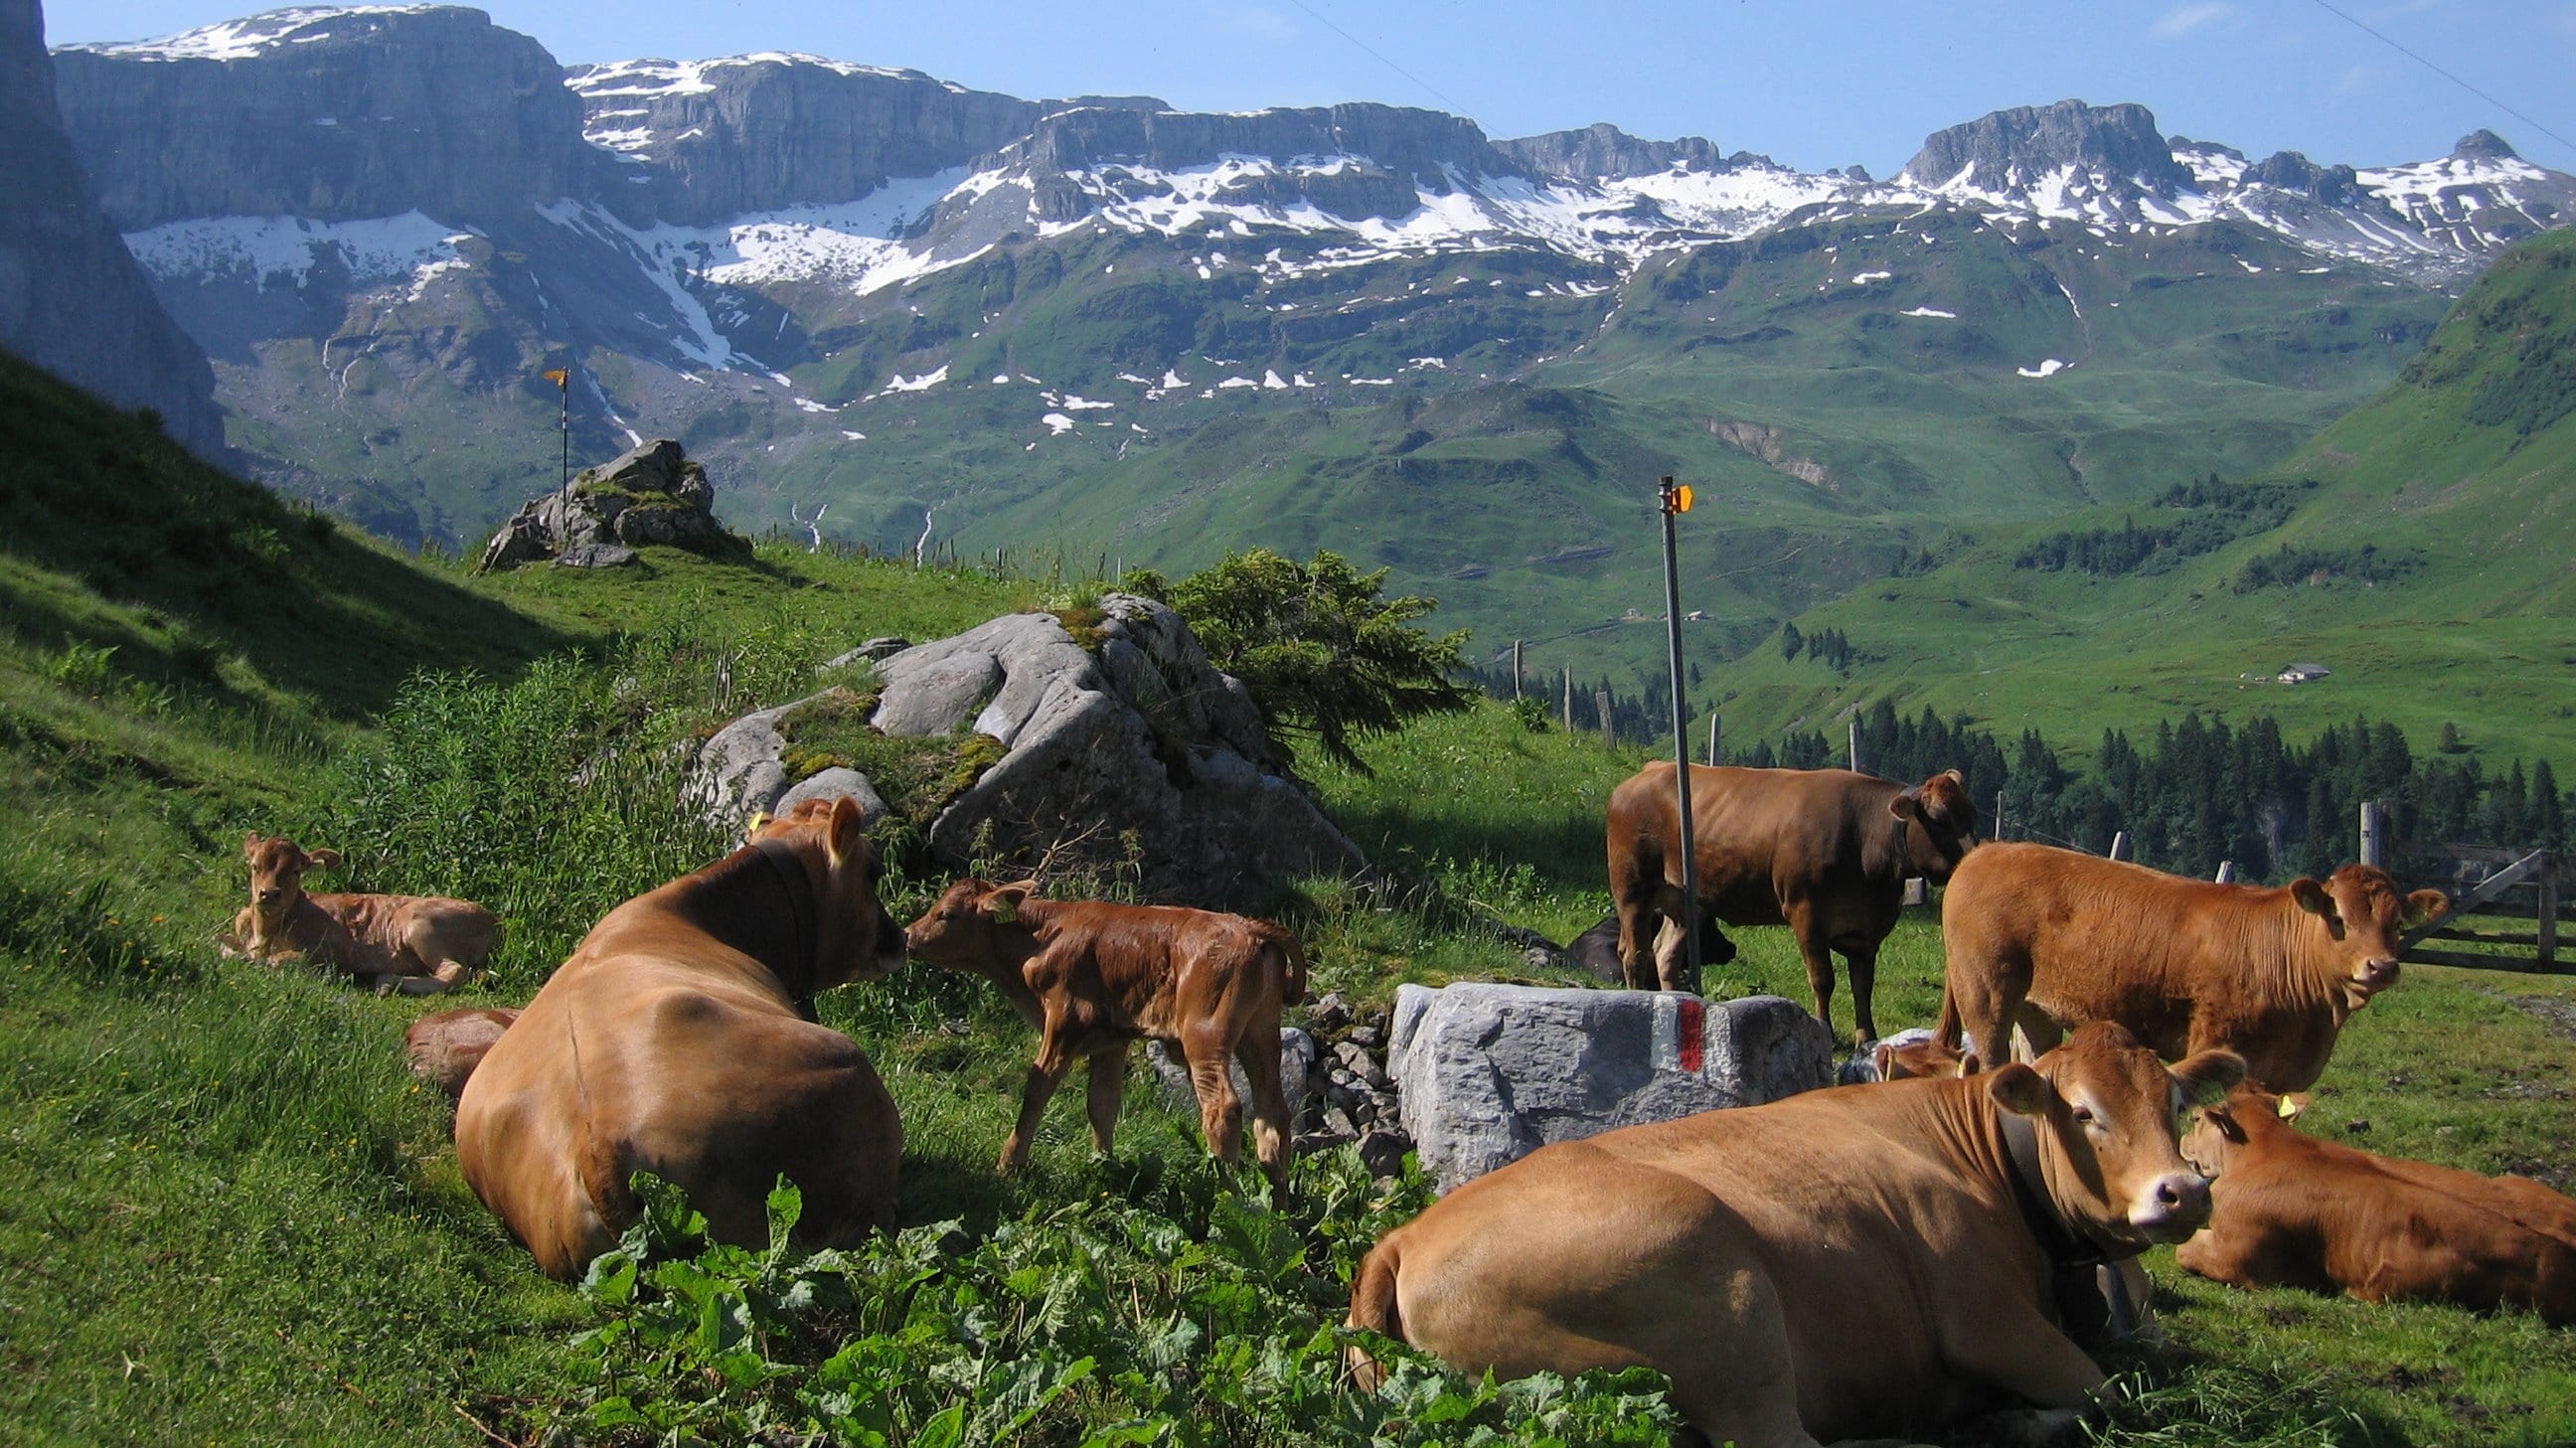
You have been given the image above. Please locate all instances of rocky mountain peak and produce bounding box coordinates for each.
[2242,150,2363,206]
[2454,129,2517,161]
[1902,98,2192,196]
[1494,122,1723,180]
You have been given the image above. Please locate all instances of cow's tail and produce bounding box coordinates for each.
[1931,985,1966,1055]
[1344,1232,1407,1392]
[1261,922,1309,1007]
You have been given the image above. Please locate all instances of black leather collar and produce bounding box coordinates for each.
[1998,1107,2116,1346]
[752,836,819,1017]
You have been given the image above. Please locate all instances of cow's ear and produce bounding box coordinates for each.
[1886,790,1918,820]
[824,794,868,868]
[303,847,342,873]
[984,881,1034,924]
[2170,1047,2245,1108]
[2289,878,2334,916]
[1983,1061,2053,1117]
[243,832,264,859]
[2278,1092,2310,1121]
[1941,768,1965,786]
[2402,888,2450,929]
[1959,1049,1982,1076]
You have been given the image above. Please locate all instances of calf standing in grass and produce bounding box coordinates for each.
[223,833,499,994]
[905,879,1305,1193]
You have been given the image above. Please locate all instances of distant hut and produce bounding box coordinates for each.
[2276,662,2332,685]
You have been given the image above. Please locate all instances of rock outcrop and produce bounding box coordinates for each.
[696,594,1365,907]
[1903,98,2195,197]
[1389,984,1835,1191]
[0,0,225,456]
[53,6,597,231]
[1496,122,1723,180]
[476,438,733,569]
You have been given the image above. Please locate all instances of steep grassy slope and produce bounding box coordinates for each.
[1712,230,2576,766]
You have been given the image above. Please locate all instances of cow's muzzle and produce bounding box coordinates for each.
[2128,1171,2213,1241]
[256,888,283,906]
[2355,956,2401,991]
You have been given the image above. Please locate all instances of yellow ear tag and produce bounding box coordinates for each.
[990,894,1019,925]
[2278,1097,2297,1118]
[745,811,772,842]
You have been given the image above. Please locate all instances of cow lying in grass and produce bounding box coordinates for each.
[222,833,499,994]
[2179,1082,2576,1325]
[1940,842,2450,1090]
[455,796,906,1279]
[904,879,1306,1194]
[1347,1021,2242,1448]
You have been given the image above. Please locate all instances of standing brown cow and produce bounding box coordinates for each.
[455,796,906,1280]
[2179,1083,2576,1324]
[904,879,1305,1193]
[1347,1022,2242,1448]
[1939,842,2449,1091]
[1607,763,1979,1044]
[223,833,499,994]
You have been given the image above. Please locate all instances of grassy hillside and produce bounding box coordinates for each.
[1713,229,2576,769]
[6,350,2576,1444]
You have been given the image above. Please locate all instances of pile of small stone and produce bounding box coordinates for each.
[1295,991,1414,1181]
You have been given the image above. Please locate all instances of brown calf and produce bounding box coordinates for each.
[1607,763,1978,1045]
[1940,842,2448,1090]
[1347,1022,2242,1448]
[2178,1083,2576,1324]
[223,833,500,994]
[455,796,907,1279]
[404,1007,522,1102]
[904,879,1305,1193]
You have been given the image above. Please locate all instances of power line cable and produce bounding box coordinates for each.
[2304,0,2576,158]
[1279,0,1467,117]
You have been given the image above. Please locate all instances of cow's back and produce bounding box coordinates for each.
[1943,843,2264,1058]
[1616,764,1888,919]
[1379,1080,2038,1438]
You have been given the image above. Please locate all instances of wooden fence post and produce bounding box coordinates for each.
[2541,853,2560,972]
[2359,800,2388,870]
[1512,640,1524,700]
[1707,713,1721,767]
[1850,720,1861,775]
[2109,831,2128,862]
[2214,861,2235,884]
[1597,691,1615,748]
[1995,793,2007,843]
[1561,667,1573,730]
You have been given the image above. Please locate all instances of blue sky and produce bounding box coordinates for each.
[43,0,2576,175]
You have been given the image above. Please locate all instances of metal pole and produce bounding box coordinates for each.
[2109,831,2130,862]
[1850,719,1861,775]
[1660,476,1702,992]
[1707,713,1721,766]
[559,370,570,490]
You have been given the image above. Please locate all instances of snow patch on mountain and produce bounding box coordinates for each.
[64,6,446,62]
[124,211,473,292]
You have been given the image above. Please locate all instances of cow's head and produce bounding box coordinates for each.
[2287,866,2449,1003]
[2180,1081,2308,1179]
[1875,1033,1976,1081]
[242,833,340,920]
[1987,1020,2244,1252]
[747,795,905,986]
[904,877,1040,968]
[1891,768,1980,883]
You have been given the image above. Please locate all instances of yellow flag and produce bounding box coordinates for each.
[542,369,568,389]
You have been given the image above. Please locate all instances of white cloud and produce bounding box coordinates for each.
[2150,2,2236,38]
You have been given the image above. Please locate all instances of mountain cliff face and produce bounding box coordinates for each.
[566,55,1057,225]
[53,6,594,229]
[0,0,224,455]
[1904,98,2195,196]
[1496,123,1726,180]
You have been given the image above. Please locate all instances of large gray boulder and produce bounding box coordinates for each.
[1390,983,1836,1192]
[477,439,731,570]
[695,593,1364,906]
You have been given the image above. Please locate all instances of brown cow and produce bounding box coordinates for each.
[404,1007,522,1102]
[2177,1083,2576,1324]
[1347,1022,2243,1448]
[1939,842,2449,1091]
[1874,1029,1976,1081]
[454,796,906,1279]
[1607,763,1979,1044]
[904,879,1305,1193]
[223,833,499,993]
